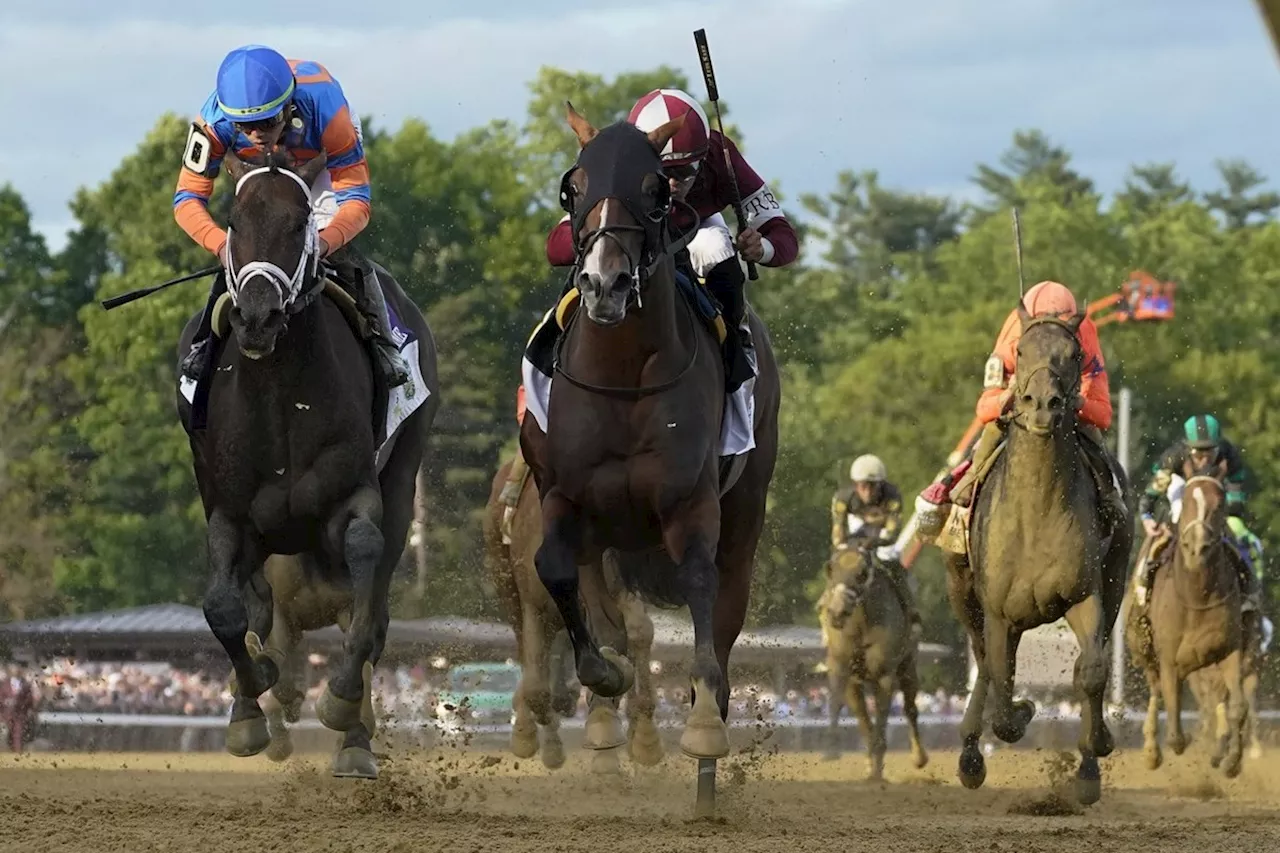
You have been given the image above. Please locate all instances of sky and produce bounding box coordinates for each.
[3,0,1280,250]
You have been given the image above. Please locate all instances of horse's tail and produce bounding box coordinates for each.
[607,547,686,609]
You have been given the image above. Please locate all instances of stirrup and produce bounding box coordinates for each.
[181,338,210,380]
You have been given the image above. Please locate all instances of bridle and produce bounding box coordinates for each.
[1009,315,1083,429]
[224,166,321,311]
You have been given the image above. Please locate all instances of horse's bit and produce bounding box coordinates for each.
[224,166,320,310]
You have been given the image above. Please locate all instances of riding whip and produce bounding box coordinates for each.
[100,265,222,310]
[693,28,759,281]
[1011,208,1026,297]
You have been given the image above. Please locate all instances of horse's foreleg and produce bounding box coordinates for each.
[511,601,549,762]
[549,630,580,718]
[1219,649,1246,778]
[986,614,1033,744]
[204,510,274,757]
[1159,660,1186,755]
[621,593,663,766]
[899,653,929,770]
[263,620,303,763]
[536,495,631,698]
[1065,594,1110,805]
[319,487,385,751]
[868,677,893,782]
[824,657,849,761]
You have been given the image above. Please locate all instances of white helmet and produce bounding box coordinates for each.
[850,454,887,483]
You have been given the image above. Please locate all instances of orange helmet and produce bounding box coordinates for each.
[1022,280,1078,316]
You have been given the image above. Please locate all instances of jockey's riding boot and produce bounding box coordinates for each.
[334,247,410,389]
[180,272,229,381]
[500,448,531,508]
[1078,424,1127,523]
[950,421,1004,508]
[1137,529,1172,607]
[883,559,925,641]
[706,257,750,347]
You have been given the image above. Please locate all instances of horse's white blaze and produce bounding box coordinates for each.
[579,199,613,280]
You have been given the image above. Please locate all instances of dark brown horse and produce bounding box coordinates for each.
[176,151,439,779]
[819,545,928,778]
[482,457,664,772]
[1128,474,1247,776]
[945,303,1131,805]
[520,106,780,816]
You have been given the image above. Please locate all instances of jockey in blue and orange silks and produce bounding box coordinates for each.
[174,44,408,388]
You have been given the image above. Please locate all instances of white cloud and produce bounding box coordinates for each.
[3,0,1280,249]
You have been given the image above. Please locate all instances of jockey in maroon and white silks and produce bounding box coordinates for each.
[546,88,799,331]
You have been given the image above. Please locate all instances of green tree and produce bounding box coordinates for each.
[1203,159,1280,229]
[972,130,1094,214]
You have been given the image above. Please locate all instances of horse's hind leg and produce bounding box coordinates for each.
[536,495,633,698]
[621,593,664,767]
[1142,663,1163,769]
[264,621,304,762]
[899,653,929,769]
[986,615,1034,745]
[945,554,988,789]
[846,678,876,779]
[1065,594,1111,806]
[204,511,276,757]
[318,486,386,733]
[1219,649,1246,778]
[511,601,550,763]
[868,677,894,783]
[668,521,730,761]
[549,630,580,718]
[825,657,850,762]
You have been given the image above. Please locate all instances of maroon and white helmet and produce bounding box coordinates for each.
[627,88,710,166]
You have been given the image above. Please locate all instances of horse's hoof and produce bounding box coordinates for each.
[993,700,1035,744]
[541,735,566,770]
[1210,752,1224,769]
[1095,724,1116,759]
[1170,736,1187,756]
[1076,776,1102,806]
[1144,746,1163,771]
[511,720,539,760]
[958,749,986,789]
[680,717,730,760]
[331,747,378,780]
[1249,743,1264,760]
[226,715,271,758]
[628,719,664,767]
[1077,755,1101,806]
[591,747,624,775]
[866,756,885,782]
[913,748,930,769]
[265,731,294,763]
[1223,751,1243,779]
[578,647,634,699]
[584,706,626,750]
[316,686,362,732]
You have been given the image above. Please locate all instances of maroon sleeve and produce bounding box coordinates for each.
[546,216,575,267]
[717,134,799,268]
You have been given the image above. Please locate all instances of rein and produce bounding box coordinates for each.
[553,198,706,399]
[1008,315,1083,433]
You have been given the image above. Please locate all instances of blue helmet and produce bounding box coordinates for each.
[216,45,295,122]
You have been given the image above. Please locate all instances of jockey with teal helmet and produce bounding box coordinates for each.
[174,44,409,389]
[1135,413,1258,611]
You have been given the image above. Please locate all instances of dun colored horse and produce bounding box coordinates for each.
[483,458,664,772]
[176,152,439,779]
[944,303,1131,805]
[820,545,928,778]
[1127,473,1248,776]
[520,106,780,815]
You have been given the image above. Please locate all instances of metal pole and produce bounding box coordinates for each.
[1110,386,1133,707]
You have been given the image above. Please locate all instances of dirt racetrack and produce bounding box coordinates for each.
[3,744,1280,853]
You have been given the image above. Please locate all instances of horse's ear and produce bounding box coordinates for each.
[222,151,252,184]
[646,113,686,155]
[295,152,329,187]
[1016,300,1032,325]
[1066,309,1087,332]
[565,101,597,148]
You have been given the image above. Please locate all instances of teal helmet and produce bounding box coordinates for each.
[1182,414,1221,450]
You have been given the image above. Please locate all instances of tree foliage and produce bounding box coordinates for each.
[2,68,1280,656]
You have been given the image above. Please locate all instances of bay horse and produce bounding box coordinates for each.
[482,457,664,771]
[175,151,439,779]
[1128,472,1247,777]
[945,302,1131,805]
[519,105,780,816]
[820,545,928,778]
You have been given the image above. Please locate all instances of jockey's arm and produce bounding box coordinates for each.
[720,135,798,267]
[880,487,903,542]
[1075,318,1112,430]
[830,490,850,548]
[974,311,1020,423]
[546,216,575,267]
[174,114,232,257]
[315,103,372,254]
